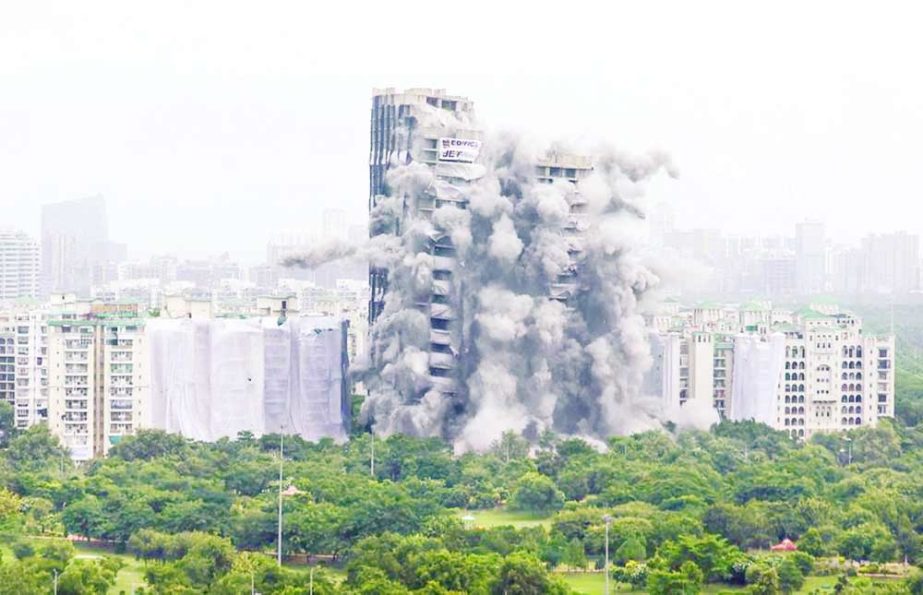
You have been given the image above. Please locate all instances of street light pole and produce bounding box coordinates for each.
[842,436,853,466]
[53,569,59,595]
[277,431,284,567]
[370,433,375,478]
[603,515,612,595]
[310,567,315,595]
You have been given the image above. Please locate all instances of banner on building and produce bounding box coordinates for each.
[438,138,481,163]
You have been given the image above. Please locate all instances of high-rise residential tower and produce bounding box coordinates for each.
[46,299,149,460]
[367,88,479,323]
[0,229,40,301]
[0,308,48,429]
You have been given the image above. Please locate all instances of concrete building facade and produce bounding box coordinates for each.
[366,88,599,406]
[0,229,41,301]
[367,88,479,324]
[46,301,149,460]
[0,309,49,429]
[648,302,895,439]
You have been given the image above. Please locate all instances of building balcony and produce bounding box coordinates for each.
[430,303,455,320]
[429,351,455,368]
[432,255,456,272]
[428,374,457,391]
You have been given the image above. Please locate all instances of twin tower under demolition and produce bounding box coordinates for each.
[358,88,677,451]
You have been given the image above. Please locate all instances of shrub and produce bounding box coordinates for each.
[12,540,35,560]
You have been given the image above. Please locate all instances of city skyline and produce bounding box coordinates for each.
[4,5,923,592]
[3,3,923,260]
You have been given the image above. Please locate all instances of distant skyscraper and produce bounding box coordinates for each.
[0,229,40,301]
[760,251,797,297]
[861,232,920,294]
[795,220,826,295]
[41,195,109,296]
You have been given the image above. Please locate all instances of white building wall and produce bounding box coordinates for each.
[148,316,348,443]
[48,322,97,460]
[644,332,681,409]
[729,333,785,425]
[0,229,40,301]
[47,316,148,460]
[688,333,714,403]
[657,303,895,439]
[101,321,148,456]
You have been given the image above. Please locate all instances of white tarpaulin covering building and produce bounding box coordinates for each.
[148,316,348,442]
[729,332,785,425]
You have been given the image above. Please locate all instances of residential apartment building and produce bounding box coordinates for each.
[367,87,481,398]
[46,300,148,460]
[0,228,40,301]
[536,153,595,304]
[0,309,49,429]
[0,330,14,411]
[367,87,479,324]
[648,302,895,439]
[366,88,598,402]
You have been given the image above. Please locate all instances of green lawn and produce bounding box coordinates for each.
[801,575,838,592]
[110,565,146,594]
[558,572,904,594]
[2,539,148,595]
[285,561,347,584]
[72,542,148,594]
[458,508,553,529]
[560,572,629,593]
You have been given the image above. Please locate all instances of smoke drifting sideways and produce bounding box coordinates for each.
[284,106,718,452]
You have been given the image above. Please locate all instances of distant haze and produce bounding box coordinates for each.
[2,2,922,261]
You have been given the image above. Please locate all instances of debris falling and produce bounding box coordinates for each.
[286,99,689,451]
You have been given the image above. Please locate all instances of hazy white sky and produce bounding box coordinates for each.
[2,1,922,262]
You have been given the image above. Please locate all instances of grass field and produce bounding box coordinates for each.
[71,542,147,594]
[560,572,632,593]
[0,538,147,594]
[4,536,352,594]
[458,507,553,529]
[560,572,902,594]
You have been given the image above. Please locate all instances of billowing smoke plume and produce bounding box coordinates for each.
[285,104,702,451]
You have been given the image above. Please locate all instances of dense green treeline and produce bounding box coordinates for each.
[4,415,923,593]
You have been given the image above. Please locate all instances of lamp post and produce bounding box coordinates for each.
[53,569,59,595]
[309,566,315,595]
[370,432,375,478]
[844,436,853,465]
[603,514,613,595]
[277,431,284,567]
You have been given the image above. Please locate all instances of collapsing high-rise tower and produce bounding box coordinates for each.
[360,87,677,450]
[367,88,482,398]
